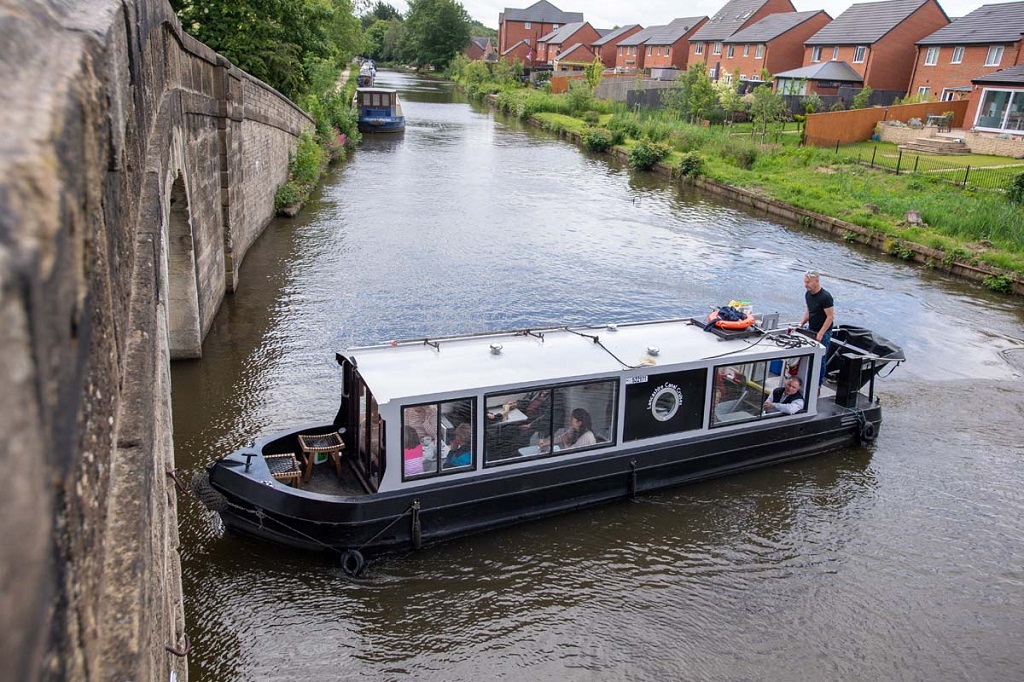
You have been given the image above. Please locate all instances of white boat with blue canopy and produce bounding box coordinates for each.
[202,314,903,574]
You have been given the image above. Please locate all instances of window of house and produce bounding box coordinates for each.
[647,46,652,56]
[975,88,1024,130]
[812,46,822,62]
[853,45,866,63]
[402,398,476,480]
[755,44,764,59]
[666,46,671,56]
[713,42,722,55]
[951,46,964,64]
[925,46,939,66]
[833,46,839,59]
[552,24,558,29]
[985,45,1004,66]
[483,380,617,465]
[710,354,813,427]
[743,43,749,57]
[917,86,931,98]
[727,45,735,58]
[695,42,704,55]
[940,89,957,102]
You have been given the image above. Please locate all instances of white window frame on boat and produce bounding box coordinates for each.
[710,353,813,427]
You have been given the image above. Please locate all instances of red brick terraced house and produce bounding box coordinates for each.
[615,26,656,73]
[720,10,832,85]
[553,42,599,71]
[538,21,601,64]
[592,25,643,69]
[465,36,497,62]
[688,0,798,80]
[642,17,710,75]
[498,0,583,66]
[968,64,1024,133]
[908,1,1024,104]
[801,0,950,94]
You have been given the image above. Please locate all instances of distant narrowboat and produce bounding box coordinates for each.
[354,87,405,134]
[201,316,903,574]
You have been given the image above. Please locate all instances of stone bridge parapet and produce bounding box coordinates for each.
[0,1,312,680]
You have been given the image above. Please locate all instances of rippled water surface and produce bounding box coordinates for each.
[173,71,1024,681]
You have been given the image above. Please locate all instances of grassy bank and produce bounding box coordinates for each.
[484,86,1024,293]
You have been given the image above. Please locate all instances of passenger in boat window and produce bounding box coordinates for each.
[443,423,473,469]
[554,408,598,450]
[406,404,438,441]
[403,426,424,476]
[763,377,805,415]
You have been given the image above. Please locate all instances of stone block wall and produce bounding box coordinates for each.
[0,0,312,680]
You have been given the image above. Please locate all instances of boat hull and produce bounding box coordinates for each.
[208,398,880,556]
[357,116,405,133]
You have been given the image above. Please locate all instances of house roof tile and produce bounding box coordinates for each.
[644,17,707,44]
[690,0,780,41]
[774,59,865,81]
[725,10,828,43]
[973,63,1024,84]
[542,21,588,44]
[806,0,935,45]
[593,24,642,45]
[918,2,1024,44]
[501,0,583,24]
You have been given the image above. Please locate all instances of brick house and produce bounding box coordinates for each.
[802,0,950,94]
[720,10,832,84]
[537,21,601,64]
[615,27,655,73]
[688,0,798,80]
[465,37,497,62]
[966,64,1024,132]
[553,42,598,71]
[501,39,533,64]
[498,0,583,66]
[908,2,1024,103]
[592,24,643,69]
[642,17,709,74]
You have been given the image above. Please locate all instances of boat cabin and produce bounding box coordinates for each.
[334,318,826,494]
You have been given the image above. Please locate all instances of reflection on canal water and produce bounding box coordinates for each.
[173,71,1024,681]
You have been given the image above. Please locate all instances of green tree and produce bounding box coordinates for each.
[852,86,873,110]
[749,83,786,134]
[361,1,402,28]
[716,71,744,124]
[382,18,409,62]
[404,0,472,70]
[364,19,390,60]
[172,0,361,99]
[584,58,604,90]
[687,62,717,124]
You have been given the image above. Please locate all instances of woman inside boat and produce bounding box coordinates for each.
[550,408,598,450]
[763,377,805,415]
[443,423,472,469]
[403,425,424,476]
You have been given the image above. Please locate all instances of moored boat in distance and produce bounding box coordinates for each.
[354,86,405,134]
[201,315,904,573]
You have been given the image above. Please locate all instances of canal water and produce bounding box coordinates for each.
[172,71,1024,680]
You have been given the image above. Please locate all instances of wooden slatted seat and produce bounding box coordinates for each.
[298,432,345,483]
[265,453,302,488]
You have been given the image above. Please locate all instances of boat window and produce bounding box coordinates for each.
[710,354,812,427]
[483,379,617,466]
[402,398,475,480]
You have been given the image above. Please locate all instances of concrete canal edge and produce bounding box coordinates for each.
[531,118,1023,297]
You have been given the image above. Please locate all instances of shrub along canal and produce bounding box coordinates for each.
[173,70,1024,681]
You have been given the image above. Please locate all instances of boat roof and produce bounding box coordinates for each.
[356,87,398,93]
[345,318,802,405]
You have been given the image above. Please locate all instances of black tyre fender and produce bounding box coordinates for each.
[340,549,366,577]
[191,472,229,512]
[859,421,878,443]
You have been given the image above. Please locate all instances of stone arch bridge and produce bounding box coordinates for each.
[0,0,313,679]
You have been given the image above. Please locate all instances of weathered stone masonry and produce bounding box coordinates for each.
[0,1,312,680]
